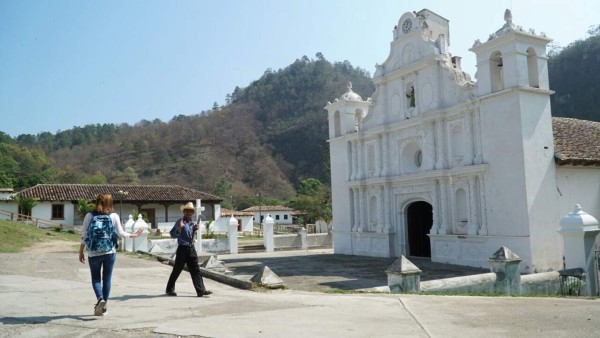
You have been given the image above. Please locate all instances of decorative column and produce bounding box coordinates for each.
[375,134,382,177]
[377,185,384,232]
[228,216,239,254]
[352,187,359,231]
[358,140,365,179]
[263,214,275,252]
[351,140,358,180]
[435,119,447,169]
[464,112,474,165]
[467,176,479,235]
[477,174,488,235]
[358,186,366,232]
[424,122,435,170]
[558,205,600,296]
[383,184,391,233]
[381,133,389,176]
[438,178,449,234]
[473,108,483,164]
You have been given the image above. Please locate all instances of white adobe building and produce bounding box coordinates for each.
[325,9,600,273]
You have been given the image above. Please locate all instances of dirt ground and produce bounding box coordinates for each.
[24,239,79,253]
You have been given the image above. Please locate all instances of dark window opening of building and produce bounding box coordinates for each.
[52,204,65,219]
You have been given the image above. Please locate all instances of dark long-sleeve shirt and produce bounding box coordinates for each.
[169,218,196,246]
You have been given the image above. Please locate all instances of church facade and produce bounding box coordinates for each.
[325,9,600,273]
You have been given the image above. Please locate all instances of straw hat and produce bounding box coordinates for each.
[180,202,195,212]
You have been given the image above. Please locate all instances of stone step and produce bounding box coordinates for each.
[238,244,265,253]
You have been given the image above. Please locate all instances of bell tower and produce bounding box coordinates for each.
[325,82,371,138]
[470,9,551,96]
[469,9,561,271]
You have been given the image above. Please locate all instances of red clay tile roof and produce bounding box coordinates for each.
[220,208,254,217]
[553,117,600,166]
[16,184,222,203]
[242,205,293,212]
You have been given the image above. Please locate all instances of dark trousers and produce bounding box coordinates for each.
[165,245,206,296]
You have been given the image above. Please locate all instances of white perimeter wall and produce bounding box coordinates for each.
[556,166,600,224]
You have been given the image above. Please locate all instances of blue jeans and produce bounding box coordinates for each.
[88,253,116,301]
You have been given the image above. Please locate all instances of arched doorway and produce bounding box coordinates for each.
[406,201,432,257]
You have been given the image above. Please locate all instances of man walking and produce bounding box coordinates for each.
[165,202,212,297]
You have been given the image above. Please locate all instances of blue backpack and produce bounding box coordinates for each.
[84,212,117,254]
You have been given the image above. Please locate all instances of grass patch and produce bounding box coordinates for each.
[0,220,80,253]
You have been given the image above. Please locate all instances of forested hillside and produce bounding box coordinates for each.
[1,54,374,207]
[549,25,600,121]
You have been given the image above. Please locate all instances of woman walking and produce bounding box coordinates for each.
[79,193,143,316]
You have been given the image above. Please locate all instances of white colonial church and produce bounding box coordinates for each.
[325,9,600,273]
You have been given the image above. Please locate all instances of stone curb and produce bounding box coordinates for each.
[136,250,254,290]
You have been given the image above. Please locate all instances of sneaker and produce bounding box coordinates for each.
[94,299,106,316]
[102,306,108,315]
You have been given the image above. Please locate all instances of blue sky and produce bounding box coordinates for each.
[1,0,598,137]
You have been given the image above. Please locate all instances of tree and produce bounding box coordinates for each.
[212,177,232,198]
[77,199,95,219]
[112,167,139,184]
[287,178,331,223]
[12,194,39,216]
[82,171,107,184]
[297,178,322,195]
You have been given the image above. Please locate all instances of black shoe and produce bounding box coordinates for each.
[166,291,177,296]
[198,290,212,297]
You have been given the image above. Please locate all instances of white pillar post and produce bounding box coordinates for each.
[559,205,600,296]
[228,216,239,254]
[300,228,308,250]
[195,199,204,253]
[263,215,275,252]
[131,214,149,252]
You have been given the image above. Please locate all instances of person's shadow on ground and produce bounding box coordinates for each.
[109,294,168,301]
[1,315,96,324]
[0,294,168,324]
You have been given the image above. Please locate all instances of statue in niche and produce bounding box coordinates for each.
[405,85,415,108]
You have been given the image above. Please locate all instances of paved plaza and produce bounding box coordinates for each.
[1,244,599,337]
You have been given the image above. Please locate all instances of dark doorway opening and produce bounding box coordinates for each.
[140,208,156,229]
[406,201,432,257]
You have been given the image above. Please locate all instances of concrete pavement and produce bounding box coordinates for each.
[1,248,599,337]
[217,248,489,291]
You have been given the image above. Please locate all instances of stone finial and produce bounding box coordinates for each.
[504,9,513,26]
[385,256,422,275]
[201,255,229,273]
[251,266,285,289]
[133,214,148,232]
[125,214,135,231]
[489,246,521,262]
[559,204,600,231]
